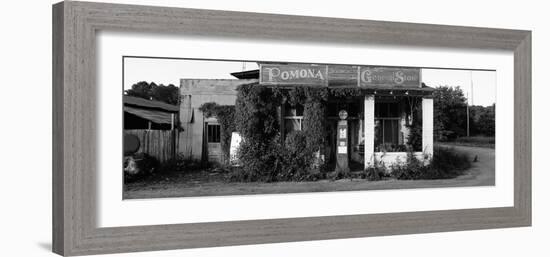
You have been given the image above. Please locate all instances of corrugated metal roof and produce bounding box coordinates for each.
[124,106,174,124]
[123,95,179,112]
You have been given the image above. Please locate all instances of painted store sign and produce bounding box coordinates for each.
[359,67,420,88]
[259,63,328,86]
[259,63,421,88]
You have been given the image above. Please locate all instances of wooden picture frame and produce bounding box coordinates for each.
[52,1,531,256]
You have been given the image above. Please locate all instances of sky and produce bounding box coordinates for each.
[123,57,496,107]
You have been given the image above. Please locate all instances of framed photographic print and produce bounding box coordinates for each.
[52,1,531,256]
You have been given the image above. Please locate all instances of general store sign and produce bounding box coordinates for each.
[359,67,420,88]
[259,63,421,88]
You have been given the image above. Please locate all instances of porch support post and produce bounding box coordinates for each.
[364,95,375,169]
[422,97,434,159]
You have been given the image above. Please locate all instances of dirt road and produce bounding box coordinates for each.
[434,144,495,187]
[124,145,495,199]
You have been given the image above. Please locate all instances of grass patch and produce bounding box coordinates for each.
[441,136,495,148]
[124,153,217,184]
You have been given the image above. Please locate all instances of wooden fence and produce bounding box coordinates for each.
[125,129,178,163]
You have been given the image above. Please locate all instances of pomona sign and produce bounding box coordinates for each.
[259,64,328,86]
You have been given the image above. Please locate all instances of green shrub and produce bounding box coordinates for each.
[428,146,471,178]
[231,138,284,182]
[303,100,326,152]
[235,84,280,141]
[233,84,331,182]
[390,151,428,180]
[231,131,324,182]
[390,146,470,180]
[232,83,282,182]
[355,154,386,181]
[364,164,388,181]
[277,131,314,181]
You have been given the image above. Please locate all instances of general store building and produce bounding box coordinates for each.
[179,63,434,170]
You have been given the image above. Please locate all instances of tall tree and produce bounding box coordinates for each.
[433,86,468,141]
[152,84,179,105]
[125,81,155,99]
[125,81,179,105]
[475,104,495,136]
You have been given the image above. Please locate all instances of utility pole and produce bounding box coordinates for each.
[470,70,474,106]
[466,91,470,137]
[466,71,474,138]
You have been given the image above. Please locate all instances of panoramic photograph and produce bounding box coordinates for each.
[122,57,496,199]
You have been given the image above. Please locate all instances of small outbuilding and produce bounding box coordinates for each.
[178,79,257,164]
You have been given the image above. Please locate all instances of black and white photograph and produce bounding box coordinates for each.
[122,57,496,199]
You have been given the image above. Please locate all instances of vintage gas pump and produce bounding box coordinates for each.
[336,110,350,174]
